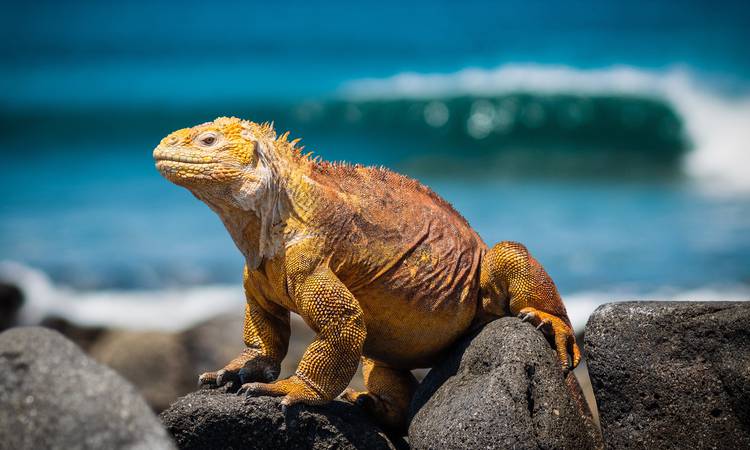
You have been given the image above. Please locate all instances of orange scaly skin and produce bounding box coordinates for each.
[153,117,580,431]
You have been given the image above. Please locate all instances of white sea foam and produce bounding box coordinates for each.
[564,286,750,332]
[2,261,747,333]
[343,64,750,195]
[0,261,244,331]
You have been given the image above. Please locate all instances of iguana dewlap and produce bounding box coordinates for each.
[153,117,580,431]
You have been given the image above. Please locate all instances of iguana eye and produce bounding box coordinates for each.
[196,132,219,147]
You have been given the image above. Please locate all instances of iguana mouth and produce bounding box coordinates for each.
[154,154,216,165]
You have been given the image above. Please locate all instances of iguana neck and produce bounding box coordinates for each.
[193,142,319,270]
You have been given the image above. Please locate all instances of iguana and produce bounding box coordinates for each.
[153,117,580,431]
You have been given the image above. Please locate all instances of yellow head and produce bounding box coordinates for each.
[153,117,280,209]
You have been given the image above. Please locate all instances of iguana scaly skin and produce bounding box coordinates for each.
[153,117,580,431]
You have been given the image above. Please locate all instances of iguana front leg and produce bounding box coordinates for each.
[481,241,581,371]
[238,252,366,406]
[199,266,290,387]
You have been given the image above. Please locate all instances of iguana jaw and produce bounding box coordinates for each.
[154,159,224,182]
[153,144,243,185]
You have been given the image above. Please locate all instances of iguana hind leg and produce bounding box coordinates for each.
[343,357,417,434]
[481,241,581,371]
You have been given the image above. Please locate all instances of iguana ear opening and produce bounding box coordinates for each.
[239,139,259,167]
[238,121,262,167]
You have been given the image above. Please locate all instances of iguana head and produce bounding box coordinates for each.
[154,116,281,210]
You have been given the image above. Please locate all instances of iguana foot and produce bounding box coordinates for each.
[198,349,279,388]
[517,307,581,372]
[340,359,416,434]
[237,375,327,406]
[342,388,409,433]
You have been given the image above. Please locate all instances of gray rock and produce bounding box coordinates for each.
[40,316,106,352]
[409,317,602,450]
[89,330,194,412]
[160,387,404,450]
[0,282,23,331]
[0,327,175,450]
[37,312,327,413]
[40,314,241,413]
[585,301,750,450]
[180,313,245,377]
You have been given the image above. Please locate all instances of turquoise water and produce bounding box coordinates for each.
[1,1,749,313]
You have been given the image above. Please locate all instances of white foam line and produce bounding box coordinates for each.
[564,286,750,332]
[342,64,668,99]
[0,261,244,331]
[2,261,747,333]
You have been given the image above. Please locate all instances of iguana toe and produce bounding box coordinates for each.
[200,350,280,389]
[342,387,376,409]
[342,387,408,433]
[197,371,217,387]
[198,369,235,388]
[535,318,552,331]
[216,369,240,387]
[517,307,581,372]
[239,375,327,406]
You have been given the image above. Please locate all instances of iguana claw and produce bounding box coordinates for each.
[198,368,240,388]
[216,369,238,387]
[517,307,581,372]
[199,349,280,389]
[238,375,327,406]
[536,318,551,331]
[197,371,217,388]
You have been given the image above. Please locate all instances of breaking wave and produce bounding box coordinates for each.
[339,64,750,194]
[7,64,748,191]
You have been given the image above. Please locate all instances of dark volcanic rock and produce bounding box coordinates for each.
[160,388,403,450]
[409,317,602,450]
[585,301,750,450]
[0,327,174,450]
[0,282,23,331]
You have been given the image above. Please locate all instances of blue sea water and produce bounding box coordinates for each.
[1,1,749,328]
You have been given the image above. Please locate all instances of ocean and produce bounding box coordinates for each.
[1,1,749,331]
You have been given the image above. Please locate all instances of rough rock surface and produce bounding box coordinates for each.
[585,301,750,450]
[160,387,403,450]
[409,317,602,450]
[0,326,175,450]
[0,282,23,331]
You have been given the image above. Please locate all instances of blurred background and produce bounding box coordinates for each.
[1,0,749,411]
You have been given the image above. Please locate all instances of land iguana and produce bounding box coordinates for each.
[153,117,580,431]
